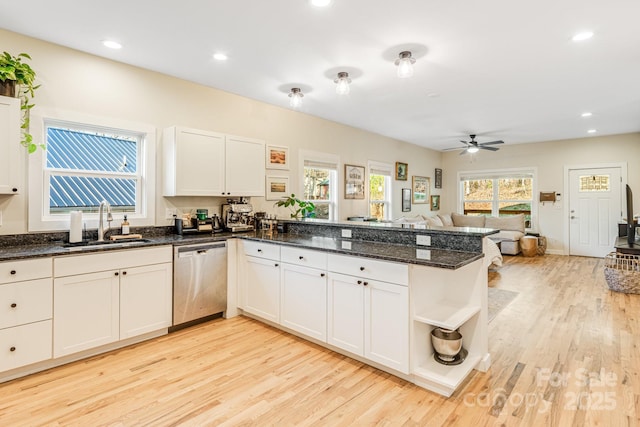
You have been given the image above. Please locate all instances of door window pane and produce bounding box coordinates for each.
[579,175,610,192]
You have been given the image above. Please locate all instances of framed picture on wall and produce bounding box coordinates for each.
[402,188,411,212]
[344,164,365,199]
[412,176,430,204]
[266,145,289,170]
[396,162,408,180]
[430,194,440,211]
[265,176,289,200]
[435,168,442,189]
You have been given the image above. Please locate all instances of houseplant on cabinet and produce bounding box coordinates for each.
[0,51,41,153]
[274,194,316,219]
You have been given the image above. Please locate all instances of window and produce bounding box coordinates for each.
[579,175,610,192]
[46,124,141,214]
[301,151,338,220]
[28,113,156,231]
[459,169,536,228]
[369,161,392,220]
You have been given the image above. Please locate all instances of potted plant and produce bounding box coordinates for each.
[0,51,41,153]
[274,194,316,219]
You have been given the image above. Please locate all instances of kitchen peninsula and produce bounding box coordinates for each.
[232,219,497,397]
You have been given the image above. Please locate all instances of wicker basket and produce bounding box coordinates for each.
[603,252,640,294]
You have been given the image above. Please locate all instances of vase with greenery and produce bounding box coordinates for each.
[274,194,316,219]
[0,51,41,153]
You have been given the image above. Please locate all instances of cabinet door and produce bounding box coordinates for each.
[164,127,226,196]
[0,96,21,195]
[365,280,409,373]
[327,272,364,355]
[281,263,327,341]
[53,271,120,357]
[244,256,280,323]
[225,135,265,196]
[120,263,172,339]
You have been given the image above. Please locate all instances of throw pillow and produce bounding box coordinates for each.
[438,213,454,226]
[426,215,444,227]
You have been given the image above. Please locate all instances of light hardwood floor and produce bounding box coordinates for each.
[1,255,639,426]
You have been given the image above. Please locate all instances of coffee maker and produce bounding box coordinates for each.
[222,201,255,232]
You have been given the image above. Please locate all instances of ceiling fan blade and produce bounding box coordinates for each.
[459,149,469,156]
[460,140,470,144]
[479,145,499,151]
[479,140,504,145]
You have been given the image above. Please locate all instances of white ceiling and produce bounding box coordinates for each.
[1,0,639,151]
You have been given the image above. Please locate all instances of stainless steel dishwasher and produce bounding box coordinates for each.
[172,241,227,329]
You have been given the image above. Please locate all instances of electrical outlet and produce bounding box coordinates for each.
[165,208,177,220]
[416,235,431,246]
[341,229,352,238]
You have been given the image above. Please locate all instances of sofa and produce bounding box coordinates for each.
[429,213,526,255]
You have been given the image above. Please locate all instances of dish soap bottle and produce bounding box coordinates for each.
[121,215,130,235]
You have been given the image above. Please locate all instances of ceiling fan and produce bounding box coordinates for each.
[450,134,504,155]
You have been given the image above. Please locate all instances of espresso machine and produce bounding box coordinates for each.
[222,201,255,232]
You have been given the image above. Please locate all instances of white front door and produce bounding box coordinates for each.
[569,167,622,257]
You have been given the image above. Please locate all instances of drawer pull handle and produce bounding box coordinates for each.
[257,249,263,252]
[357,280,362,285]
[12,188,18,192]
[359,266,365,271]
[320,273,325,277]
[274,263,279,267]
[299,256,304,260]
[363,281,369,286]
[10,346,16,352]
[10,303,17,308]
[10,270,16,275]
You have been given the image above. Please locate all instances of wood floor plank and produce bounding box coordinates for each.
[1,255,639,426]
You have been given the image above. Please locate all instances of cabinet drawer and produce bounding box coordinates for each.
[0,278,52,329]
[281,246,327,270]
[54,246,172,277]
[328,254,408,286]
[242,240,280,260]
[0,320,52,372]
[0,258,52,284]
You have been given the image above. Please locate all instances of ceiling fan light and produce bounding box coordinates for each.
[334,71,351,95]
[467,146,479,154]
[288,88,304,109]
[395,51,416,78]
[572,31,594,42]
[309,0,332,7]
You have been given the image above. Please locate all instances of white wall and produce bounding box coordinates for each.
[441,133,640,253]
[0,29,441,235]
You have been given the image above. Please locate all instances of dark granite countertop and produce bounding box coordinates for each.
[241,232,483,269]
[0,229,483,269]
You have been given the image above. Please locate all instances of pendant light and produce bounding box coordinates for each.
[395,51,416,78]
[334,72,351,95]
[288,88,304,109]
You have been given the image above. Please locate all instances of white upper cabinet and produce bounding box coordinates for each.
[163,126,265,197]
[0,96,21,195]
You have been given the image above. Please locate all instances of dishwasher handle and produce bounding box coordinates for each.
[176,242,227,257]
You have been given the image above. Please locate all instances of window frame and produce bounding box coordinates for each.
[368,160,393,221]
[299,150,339,220]
[28,110,156,232]
[457,167,538,230]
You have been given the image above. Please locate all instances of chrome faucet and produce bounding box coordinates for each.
[98,200,113,241]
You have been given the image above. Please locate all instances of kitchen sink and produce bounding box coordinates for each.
[62,238,152,249]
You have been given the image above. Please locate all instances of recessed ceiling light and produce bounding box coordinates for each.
[587,129,597,134]
[213,53,228,61]
[581,112,593,117]
[310,0,332,7]
[572,31,594,42]
[102,40,122,49]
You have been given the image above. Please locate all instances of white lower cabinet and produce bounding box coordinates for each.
[53,247,172,358]
[244,256,281,323]
[53,271,120,357]
[328,272,409,374]
[281,263,327,342]
[120,263,172,339]
[0,258,53,373]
